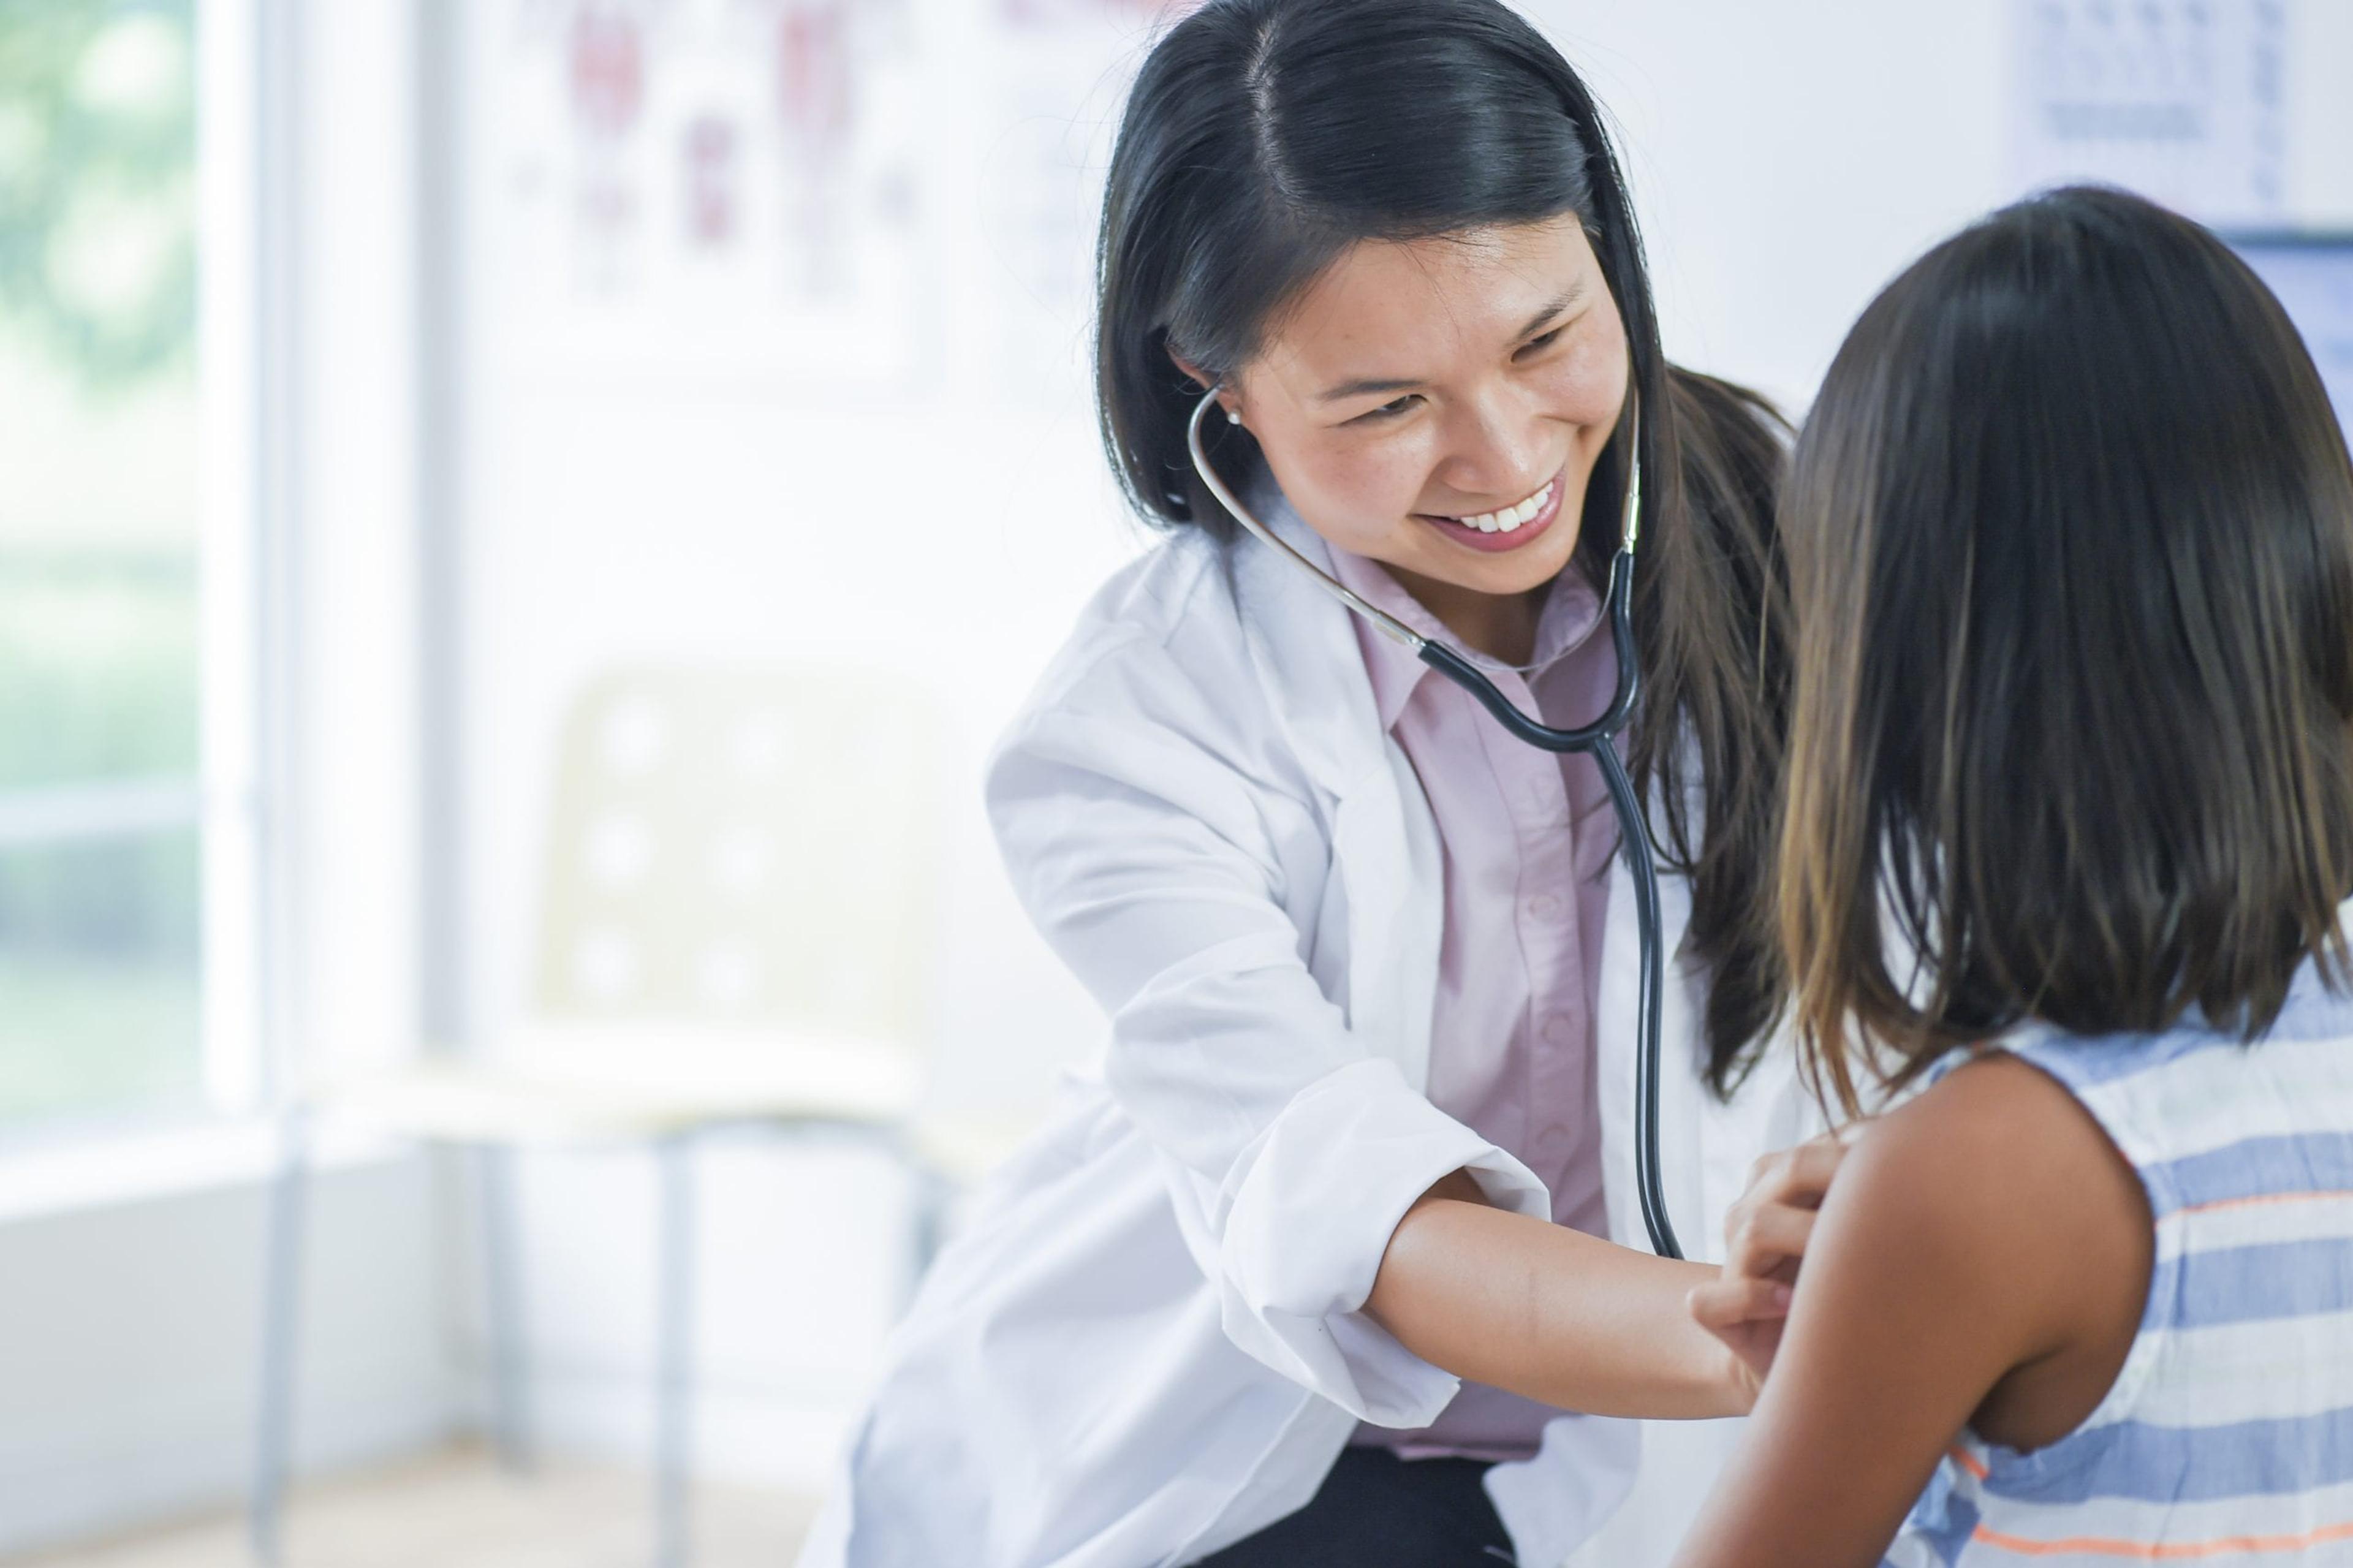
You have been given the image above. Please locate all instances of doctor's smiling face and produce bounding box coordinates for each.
[1192,213,1629,646]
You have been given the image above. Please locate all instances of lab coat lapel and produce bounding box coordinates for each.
[1224,494,1375,794]
[1227,495,1444,1093]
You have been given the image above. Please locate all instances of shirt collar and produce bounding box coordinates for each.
[1328,547,1608,733]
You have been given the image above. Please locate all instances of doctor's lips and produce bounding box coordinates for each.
[1415,468,1566,554]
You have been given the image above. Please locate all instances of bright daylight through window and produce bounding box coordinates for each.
[0,0,203,1129]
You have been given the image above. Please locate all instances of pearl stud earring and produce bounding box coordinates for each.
[1226,407,1243,425]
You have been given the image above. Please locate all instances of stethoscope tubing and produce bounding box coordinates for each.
[1186,389,1682,1260]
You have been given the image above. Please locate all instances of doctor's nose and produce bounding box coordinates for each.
[1438,392,1551,501]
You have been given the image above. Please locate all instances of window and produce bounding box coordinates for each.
[0,1,219,1132]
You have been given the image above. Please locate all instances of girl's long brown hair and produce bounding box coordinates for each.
[1780,187,2353,1116]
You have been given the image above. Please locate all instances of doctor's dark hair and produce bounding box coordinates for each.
[1779,187,2353,1118]
[1096,0,1794,1093]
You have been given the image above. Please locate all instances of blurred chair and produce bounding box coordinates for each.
[249,667,987,1568]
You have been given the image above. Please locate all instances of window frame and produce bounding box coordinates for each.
[196,0,273,1118]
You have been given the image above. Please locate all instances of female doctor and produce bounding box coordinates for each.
[801,0,1839,1562]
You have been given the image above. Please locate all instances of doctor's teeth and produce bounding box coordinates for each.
[1447,479,1554,534]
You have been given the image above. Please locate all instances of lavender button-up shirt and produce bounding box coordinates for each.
[1332,546,1620,1463]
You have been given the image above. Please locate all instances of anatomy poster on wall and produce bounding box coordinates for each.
[2010,0,2290,226]
[477,0,930,387]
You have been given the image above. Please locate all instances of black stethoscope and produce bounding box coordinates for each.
[1186,388,1682,1261]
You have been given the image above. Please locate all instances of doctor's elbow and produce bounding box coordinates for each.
[1361,1171,1495,1350]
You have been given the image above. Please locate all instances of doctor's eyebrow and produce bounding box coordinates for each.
[1311,282,1590,404]
[1509,283,1586,344]
[1315,372,1426,404]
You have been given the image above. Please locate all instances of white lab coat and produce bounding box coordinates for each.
[799,496,1827,1568]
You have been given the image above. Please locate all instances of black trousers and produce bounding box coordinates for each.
[1191,1446,1517,1566]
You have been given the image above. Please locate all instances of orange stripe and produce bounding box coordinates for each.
[1971,1518,2353,1559]
[2165,1188,2353,1221]
[1949,1445,1991,1481]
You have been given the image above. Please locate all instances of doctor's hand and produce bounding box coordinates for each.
[1684,1127,1862,1396]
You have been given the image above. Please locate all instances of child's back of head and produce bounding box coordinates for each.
[1777,185,2353,1112]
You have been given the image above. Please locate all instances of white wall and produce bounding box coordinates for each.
[1553,2,2011,409]
[0,1155,450,1554]
[446,0,2353,1498]
[1551,0,2353,412]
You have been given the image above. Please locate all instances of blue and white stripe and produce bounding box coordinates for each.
[1883,964,2353,1564]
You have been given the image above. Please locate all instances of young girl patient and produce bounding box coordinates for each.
[1673,186,2353,1566]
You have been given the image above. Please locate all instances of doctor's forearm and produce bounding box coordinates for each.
[1365,1179,1746,1418]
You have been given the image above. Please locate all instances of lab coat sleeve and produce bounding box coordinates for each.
[987,635,1550,1427]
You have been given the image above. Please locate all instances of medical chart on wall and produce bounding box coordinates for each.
[2010,0,2290,227]
[473,0,1198,398]
[478,0,931,387]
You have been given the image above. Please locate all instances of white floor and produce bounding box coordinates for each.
[10,1445,819,1568]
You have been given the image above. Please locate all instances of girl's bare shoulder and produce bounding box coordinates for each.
[1828,1049,2151,1382]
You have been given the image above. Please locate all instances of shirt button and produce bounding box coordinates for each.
[1542,1014,1575,1047]
[1529,892,1561,919]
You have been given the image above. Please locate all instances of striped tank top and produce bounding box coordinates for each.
[1882,963,2353,1566]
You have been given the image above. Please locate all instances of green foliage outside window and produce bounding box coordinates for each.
[0,0,196,391]
[0,0,203,1127]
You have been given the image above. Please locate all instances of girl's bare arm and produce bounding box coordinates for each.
[1669,1055,2151,1568]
